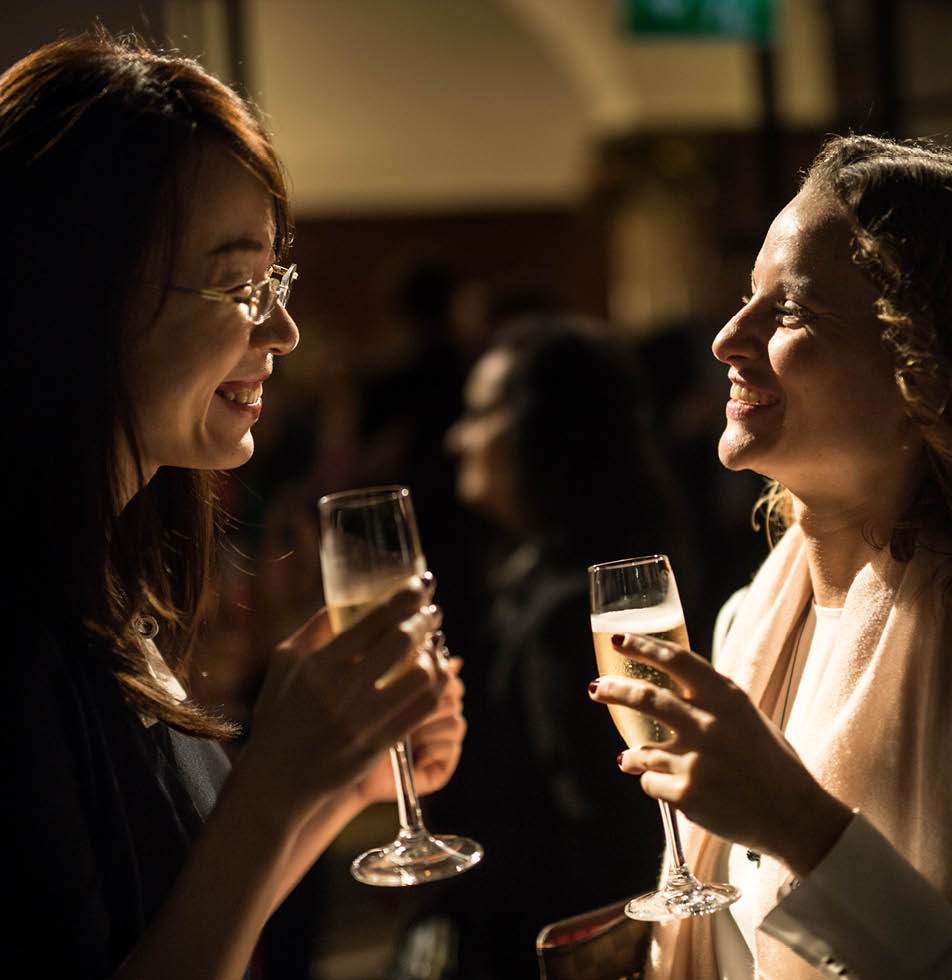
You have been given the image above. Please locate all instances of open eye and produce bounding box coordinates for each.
[774,300,814,327]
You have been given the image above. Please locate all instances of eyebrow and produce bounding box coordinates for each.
[207,237,268,258]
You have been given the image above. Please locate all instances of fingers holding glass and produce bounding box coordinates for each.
[317,486,482,886]
[588,555,740,921]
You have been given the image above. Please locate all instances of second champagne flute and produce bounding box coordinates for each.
[318,485,483,886]
[589,554,740,920]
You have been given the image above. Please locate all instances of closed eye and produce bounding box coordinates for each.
[226,280,255,297]
[228,266,277,294]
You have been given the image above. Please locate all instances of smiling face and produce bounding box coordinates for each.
[123,141,298,486]
[712,190,921,510]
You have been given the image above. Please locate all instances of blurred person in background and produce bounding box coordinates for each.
[438,315,695,977]
[591,134,952,978]
[2,31,465,979]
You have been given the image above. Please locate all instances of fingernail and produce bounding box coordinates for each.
[410,571,436,596]
[588,680,599,695]
[611,634,625,648]
[617,752,625,768]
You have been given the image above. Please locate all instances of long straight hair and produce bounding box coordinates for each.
[0,31,292,735]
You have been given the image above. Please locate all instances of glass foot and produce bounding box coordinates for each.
[625,870,740,921]
[351,830,483,887]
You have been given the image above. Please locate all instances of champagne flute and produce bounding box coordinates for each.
[318,485,483,886]
[588,555,740,920]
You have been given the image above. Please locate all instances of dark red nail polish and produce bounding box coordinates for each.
[588,680,599,695]
[611,634,625,647]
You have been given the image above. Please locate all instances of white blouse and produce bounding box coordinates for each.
[713,602,841,978]
[709,597,952,978]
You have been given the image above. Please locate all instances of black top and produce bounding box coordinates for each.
[3,624,231,978]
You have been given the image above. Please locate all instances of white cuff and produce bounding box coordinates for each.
[760,812,952,979]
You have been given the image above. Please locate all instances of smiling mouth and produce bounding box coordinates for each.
[730,383,778,407]
[217,384,263,405]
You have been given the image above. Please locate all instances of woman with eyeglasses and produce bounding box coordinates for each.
[1,31,464,979]
[588,135,952,978]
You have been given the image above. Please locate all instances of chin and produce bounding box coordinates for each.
[456,469,481,505]
[204,433,256,471]
[717,436,746,472]
[718,428,768,474]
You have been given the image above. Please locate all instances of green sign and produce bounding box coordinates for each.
[621,0,774,43]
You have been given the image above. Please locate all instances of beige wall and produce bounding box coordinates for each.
[168,0,838,215]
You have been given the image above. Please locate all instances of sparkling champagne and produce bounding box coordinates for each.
[591,603,687,746]
[323,562,426,633]
[325,566,425,684]
[317,484,483,886]
[587,554,740,919]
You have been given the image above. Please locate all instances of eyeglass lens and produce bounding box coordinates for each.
[249,266,295,324]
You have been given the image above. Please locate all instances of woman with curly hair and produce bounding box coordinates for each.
[590,135,952,978]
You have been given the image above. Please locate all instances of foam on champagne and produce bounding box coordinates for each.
[591,600,687,747]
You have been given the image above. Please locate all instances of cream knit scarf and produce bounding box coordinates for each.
[644,523,952,979]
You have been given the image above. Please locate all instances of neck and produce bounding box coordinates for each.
[797,517,876,608]
[793,485,916,608]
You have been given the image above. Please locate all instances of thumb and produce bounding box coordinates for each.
[276,607,334,655]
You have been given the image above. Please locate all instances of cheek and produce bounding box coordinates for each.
[458,426,514,493]
[769,332,814,384]
[483,426,519,472]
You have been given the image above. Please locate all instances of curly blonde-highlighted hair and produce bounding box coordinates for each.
[755,134,952,555]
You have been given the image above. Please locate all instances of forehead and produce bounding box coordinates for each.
[176,141,276,269]
[465,348,514,407]
[755,190,869,300]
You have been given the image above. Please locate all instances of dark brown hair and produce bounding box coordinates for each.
[0,31,292,735]
[482,315,690,569]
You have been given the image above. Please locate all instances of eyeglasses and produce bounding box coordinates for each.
[169,263,298,325]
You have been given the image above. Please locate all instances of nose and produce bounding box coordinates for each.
[255,303,299,356]
[443,418,466,457]
[712,300,766,365]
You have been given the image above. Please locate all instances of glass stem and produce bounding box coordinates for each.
[390,739,426,836]
[659,800,692,876]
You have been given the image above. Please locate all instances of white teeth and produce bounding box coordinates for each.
[730,383,777,406]
[221,384,263,405]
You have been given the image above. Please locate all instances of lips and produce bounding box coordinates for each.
[730,383,779,407]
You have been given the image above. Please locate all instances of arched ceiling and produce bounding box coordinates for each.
[237,0,834,215]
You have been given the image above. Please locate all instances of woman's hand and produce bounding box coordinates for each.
[355,648,467,805]
[588,632,852,877]
[238,576,450,830]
